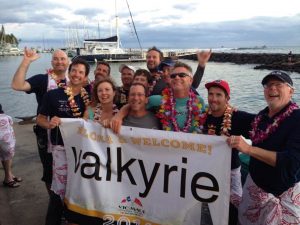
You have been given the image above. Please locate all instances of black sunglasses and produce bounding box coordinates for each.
[170,73,190,79]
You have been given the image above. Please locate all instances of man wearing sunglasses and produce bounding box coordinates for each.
[111,61,206,134]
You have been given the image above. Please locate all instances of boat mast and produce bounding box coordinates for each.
[115,0,120,49]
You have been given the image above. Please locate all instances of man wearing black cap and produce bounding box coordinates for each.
[203,80,254,225]
[228,71,300,224]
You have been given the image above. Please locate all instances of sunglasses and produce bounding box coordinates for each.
[170,73,190,79]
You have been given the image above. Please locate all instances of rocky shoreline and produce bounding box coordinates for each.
[179,52,300,73]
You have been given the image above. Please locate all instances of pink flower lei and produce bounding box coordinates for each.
[156,88,204,133]
[250,102,299,144]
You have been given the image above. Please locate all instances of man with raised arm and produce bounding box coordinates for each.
[11,48,69,194]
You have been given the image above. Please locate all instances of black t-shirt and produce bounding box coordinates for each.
[115,86,129,109]
[26,74,67,114]
[39,88,87,145]
[26,74,49,114]
[203,110,255,169]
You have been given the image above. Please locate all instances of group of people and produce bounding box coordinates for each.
[8,45,300,225]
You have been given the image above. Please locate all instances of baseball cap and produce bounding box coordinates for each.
[119,64,136,73]
[261,71,293,87]
[158,59,176,71]
[205,80,230,96]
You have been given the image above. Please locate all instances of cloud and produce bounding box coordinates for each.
[120,14,300,48]
[74,8,104,18]
[1,0,300,48]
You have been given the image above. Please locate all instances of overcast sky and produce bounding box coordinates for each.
[1,0,300,48]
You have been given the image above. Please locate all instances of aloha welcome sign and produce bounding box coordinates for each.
[60,119,231,225]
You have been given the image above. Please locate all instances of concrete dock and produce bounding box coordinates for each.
[0,123,48,225]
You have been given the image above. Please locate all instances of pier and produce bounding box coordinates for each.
[0,123,47,225]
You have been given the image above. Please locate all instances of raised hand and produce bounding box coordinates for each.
[196,49,212,67]
[23,47,40,63]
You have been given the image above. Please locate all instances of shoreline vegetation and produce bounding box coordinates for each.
[180,52,300,73]
[0,25,19,45]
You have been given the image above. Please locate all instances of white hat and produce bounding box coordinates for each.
[119,64,136,73]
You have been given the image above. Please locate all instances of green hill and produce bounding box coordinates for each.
[0,25,19,45]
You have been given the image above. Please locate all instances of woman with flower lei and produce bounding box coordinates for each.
[227,71,300,225]
[83,78,119,128]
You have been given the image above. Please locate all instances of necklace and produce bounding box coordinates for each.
[64,86,90,118]
[250,102,298,144]
[156,88,204,133]
[206,105,234,136]
[47,68,65,88]
[94,103,119,122]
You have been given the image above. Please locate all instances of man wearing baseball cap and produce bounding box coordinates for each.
[228,71,300,224]
[203,79,255,225]
[115,64,136,109]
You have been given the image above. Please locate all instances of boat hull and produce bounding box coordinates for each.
[72,53,145,63]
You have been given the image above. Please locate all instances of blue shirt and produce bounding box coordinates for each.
[148,94,206,133]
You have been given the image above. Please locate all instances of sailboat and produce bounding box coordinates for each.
[72,0,144,62]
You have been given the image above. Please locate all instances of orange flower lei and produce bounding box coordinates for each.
[206,104,234,136]
[47,68,66,88]
[64,86,90,117]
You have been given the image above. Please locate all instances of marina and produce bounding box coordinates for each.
[0,54,299,224]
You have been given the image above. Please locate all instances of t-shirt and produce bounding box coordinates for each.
[123,112,161,130]
[26,74,49,114]
[39,88,87,145]
[26,74,67,114]
[148,94,206,133]
[203,110,255,169]
[115,86,129,109]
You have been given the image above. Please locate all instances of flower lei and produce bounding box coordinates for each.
[250,102,299,144]
[47,68,65,88]
[94,103,119,122]
[64,86,90,117]
[156,88,204,133]
[206,105,234,136]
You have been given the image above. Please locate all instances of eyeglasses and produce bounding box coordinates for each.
[170,73,190,79]
[129,93,146,97]
[263,82,293,89]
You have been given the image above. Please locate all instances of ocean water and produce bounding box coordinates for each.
[0,48,299,120]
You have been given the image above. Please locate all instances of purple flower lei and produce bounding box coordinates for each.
[250,102,299,144]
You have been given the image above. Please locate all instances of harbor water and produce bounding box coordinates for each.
[0,50,300,120]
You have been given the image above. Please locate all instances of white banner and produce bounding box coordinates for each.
[60,118,231,225]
